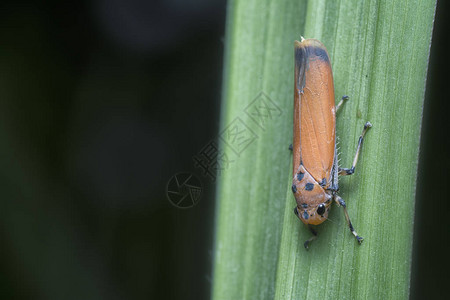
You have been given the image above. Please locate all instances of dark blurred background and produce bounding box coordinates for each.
[412,0,450,299]
[0,0,447,299]
[0,0,225,299]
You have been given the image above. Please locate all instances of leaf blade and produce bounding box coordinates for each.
[213,0,436,299]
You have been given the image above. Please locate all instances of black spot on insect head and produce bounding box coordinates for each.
[317,204,326,216]
[303,211,309,220]
[292,184,297,194]
[305,183,314,191]
[293,206,299,216]
[297,172,304,181]
[302,203,308,208]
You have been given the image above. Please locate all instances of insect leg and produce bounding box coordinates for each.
[289,144,293,151]
[335,95,349,113]
[304,225,318,249]
[335,195,363,244]
[339,121,372,176]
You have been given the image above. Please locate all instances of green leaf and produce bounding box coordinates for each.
[212,0,436,299]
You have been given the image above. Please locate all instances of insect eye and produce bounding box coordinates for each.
[317,204,326,216]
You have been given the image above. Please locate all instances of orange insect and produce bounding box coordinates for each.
[291,38,371,248]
